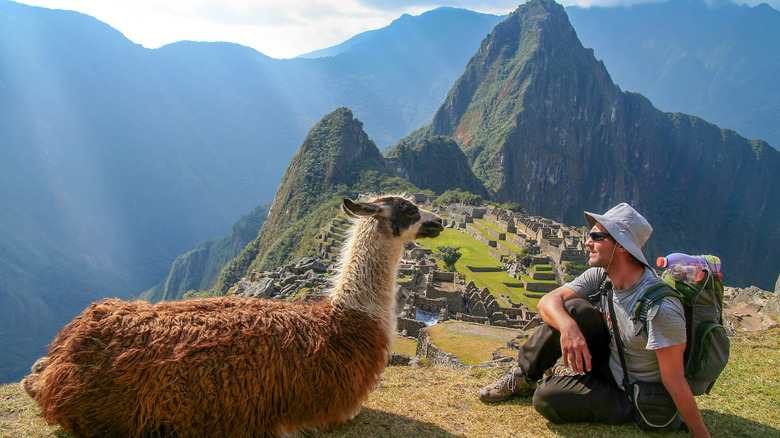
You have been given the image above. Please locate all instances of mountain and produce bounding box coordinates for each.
[211,108,421,295]
[298,7,503,64]
[566,0,780,149]
[0,0,500,382]
[141,205,269,302]
[419,0,779,290]
[385,135,487,197]
[287,7,504,145]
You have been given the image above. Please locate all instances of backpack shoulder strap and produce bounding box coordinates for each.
[644,282,681,302]
[606,286,632,395]
[586,269,610,305]
[632,282,682,336]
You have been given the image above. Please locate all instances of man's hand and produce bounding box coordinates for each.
[538,286,593,374]
[560,322,592,374]
[657,344,710,438]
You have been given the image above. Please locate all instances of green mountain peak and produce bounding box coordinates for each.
[212,108,418,292]
[420,0,780,288]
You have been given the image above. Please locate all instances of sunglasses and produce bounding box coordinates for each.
[589,232,612,242]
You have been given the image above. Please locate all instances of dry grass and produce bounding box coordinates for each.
[425,321,521,365]
[393,336,419,357]
[3,328,779,438]
[1,383,61,438]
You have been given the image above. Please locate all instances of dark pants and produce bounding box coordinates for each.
[518,298,635,425]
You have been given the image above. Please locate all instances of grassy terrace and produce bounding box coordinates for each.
[416,224,542,311]
[424,320,521,365]
[6,328,778,437]
[473,218,523,254]
[394,336,419,357]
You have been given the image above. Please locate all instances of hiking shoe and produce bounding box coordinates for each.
[478,367,537,403]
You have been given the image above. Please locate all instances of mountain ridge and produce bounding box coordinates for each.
[3,0,779,384]
[566,0,780,149]
[211,107,421,294]
[0,0,498,381]
[418,0,779,289]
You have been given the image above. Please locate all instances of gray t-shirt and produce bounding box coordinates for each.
[565,267,686,384]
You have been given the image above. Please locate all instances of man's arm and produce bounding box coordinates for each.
[537,286,592,374]
[655,344,710,438]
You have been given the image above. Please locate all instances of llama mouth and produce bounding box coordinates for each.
[417,222,444,238]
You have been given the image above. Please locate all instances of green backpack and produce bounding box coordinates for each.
[633,271,730,396]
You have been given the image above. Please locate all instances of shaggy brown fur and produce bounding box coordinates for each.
[22,195,442,438]
[25,297,387,438]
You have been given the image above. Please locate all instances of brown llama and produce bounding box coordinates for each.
[22,195,443,438]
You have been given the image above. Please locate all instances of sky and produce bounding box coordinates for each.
[12,0,778,59]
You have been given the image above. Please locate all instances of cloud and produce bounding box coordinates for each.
[15,0,779,59]
[355,0,520,14]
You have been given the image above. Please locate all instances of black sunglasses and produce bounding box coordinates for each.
[589,232,612,241]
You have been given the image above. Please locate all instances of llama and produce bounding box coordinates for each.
[22,195,443,438]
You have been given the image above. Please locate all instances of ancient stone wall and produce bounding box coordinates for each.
[416,328,468,368]
[456,313,490,324]
[426,284,464,314]
[486,229,506,241]
[397,317,426,338]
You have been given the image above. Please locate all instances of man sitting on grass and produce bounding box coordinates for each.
[478,203,710,438]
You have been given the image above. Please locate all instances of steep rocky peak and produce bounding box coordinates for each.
[430,0,618,147]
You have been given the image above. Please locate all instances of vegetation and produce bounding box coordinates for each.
[424,321,520,365]
[213,236,261,295]
[418,227,538,310]
[383,136,487,196]
[496,201,524,213]
[393,337,419,357]
[437,246,463,271]
[433,189,483,206]
[5,328,778,437]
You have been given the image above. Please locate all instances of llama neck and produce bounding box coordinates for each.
[329,219,404,327]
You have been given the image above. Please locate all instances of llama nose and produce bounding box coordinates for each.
[419,219,443,237]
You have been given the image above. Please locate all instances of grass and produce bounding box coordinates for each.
[424,321,521,365]
[4,328,778,437]
[420,227,503,269]
[474,219,523,253]
[416,227,540,310]
[393,336,419,357]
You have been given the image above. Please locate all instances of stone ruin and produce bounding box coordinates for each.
[231,255,330,302]
[440,203,589,285]
[232,203,780,371]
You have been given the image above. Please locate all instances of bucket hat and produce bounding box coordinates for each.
[584,203,652,267]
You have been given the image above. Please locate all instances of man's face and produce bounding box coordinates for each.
[585,223,616,267]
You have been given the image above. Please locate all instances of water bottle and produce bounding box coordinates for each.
[656,253,723,281]
[669,264,698,281]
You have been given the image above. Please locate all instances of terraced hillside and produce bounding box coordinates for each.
[313,201,587,311]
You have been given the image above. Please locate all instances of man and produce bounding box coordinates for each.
[478,203,710,437]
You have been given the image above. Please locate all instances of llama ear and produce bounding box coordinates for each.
[342,198,382,217]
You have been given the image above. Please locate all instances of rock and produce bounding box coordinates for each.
[389,353,419,367]
[727,285,771,306]
[290,256,327,275]
[243,277,276,299]
[280,274,297,286]
[723,285,780,332]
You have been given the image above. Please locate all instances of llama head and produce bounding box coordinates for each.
[341,196,443,241]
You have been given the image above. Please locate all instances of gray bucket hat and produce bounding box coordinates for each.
[584,203,653,267]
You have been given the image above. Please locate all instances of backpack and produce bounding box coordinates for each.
[633,270,730,396]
